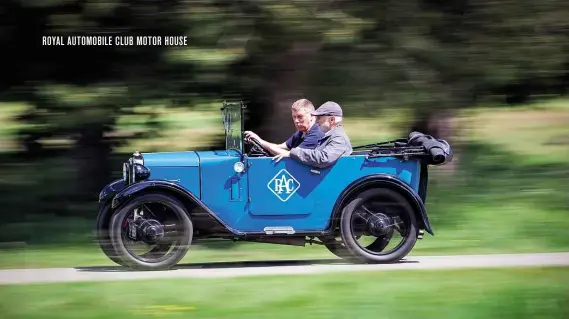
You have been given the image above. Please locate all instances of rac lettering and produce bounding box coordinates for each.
[267,169,300,202]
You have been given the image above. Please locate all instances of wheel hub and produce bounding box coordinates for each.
[367,213,393,237]
[138,219,164,245]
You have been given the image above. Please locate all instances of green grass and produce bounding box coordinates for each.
[0,267,568,318]
[0,102,31,152]
[458,102,569,165]
[414,141,569,254]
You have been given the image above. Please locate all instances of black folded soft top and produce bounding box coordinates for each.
[352,131,453,166]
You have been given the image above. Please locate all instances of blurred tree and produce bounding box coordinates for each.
[0,0,237,194]
[328,0,569,138]
[223,0,340,142]
[0,0,568,207]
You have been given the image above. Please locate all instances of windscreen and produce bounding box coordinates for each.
[222,103,243,152]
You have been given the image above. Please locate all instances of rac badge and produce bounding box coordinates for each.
[267,169,300,202]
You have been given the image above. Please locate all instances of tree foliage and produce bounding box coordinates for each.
[0,0,568,194]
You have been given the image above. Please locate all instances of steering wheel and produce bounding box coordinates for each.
[244,137,271,157]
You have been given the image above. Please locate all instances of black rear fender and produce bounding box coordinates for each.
[331,174,433,236]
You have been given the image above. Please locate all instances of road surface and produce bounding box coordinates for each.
[1,252,568,285]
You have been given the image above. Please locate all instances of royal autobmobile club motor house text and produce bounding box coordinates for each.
[42,35,188,46]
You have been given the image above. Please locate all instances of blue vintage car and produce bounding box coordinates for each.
[96,101,453,270]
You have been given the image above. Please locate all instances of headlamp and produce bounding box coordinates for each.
[122,151,149,185]
[122,162,130,183]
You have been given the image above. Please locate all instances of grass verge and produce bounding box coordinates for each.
[0,267,568,318]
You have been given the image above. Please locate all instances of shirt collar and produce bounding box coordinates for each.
[324,124,343,137]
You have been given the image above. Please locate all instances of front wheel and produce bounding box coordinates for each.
[96,202,126,266]
[340,188,418,263]
[109,192,193,271]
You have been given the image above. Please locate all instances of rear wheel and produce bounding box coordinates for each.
[109,193,193,270]
[339,188,418,263]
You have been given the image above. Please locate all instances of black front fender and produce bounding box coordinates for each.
[110,180,244,235]
[98,179,127,205]
[332,174,433,236]
[97,179,126,238]
[111,180,195,209]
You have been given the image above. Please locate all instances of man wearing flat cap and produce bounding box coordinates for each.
[273,101,352,168]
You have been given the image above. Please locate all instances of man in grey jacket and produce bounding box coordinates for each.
[273,101,352,168]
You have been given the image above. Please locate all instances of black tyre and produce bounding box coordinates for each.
[109,192,193,271]
[95,202,126,266]
[340,188,418,263]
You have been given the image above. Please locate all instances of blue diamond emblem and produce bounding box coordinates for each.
[267,169,300,202]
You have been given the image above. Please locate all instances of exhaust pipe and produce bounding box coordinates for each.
[418,230,424,240]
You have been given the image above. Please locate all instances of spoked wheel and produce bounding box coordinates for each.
[96,202,127,266]
[340,188,418,263]
[109,193,193,271]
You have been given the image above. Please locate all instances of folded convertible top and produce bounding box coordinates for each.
[353,131,453,166]
[407,131,453,166]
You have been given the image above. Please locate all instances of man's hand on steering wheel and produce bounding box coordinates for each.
[244,130,270,156]
[244,131,261,143]
[243,131,264,148]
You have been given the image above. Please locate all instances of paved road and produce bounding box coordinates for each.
[1,252,568,285]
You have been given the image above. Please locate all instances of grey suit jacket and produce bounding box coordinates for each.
[289,125,352,168]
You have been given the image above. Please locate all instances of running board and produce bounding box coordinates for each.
[244,236,306,247]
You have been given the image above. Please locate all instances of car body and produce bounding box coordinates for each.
[96,101,453,270]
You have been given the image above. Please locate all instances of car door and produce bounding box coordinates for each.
[246,156,325,216]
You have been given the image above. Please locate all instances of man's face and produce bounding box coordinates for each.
[291,108,312,132]
[316,115,333,132]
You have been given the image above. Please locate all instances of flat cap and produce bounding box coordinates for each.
[311,101,343,117]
